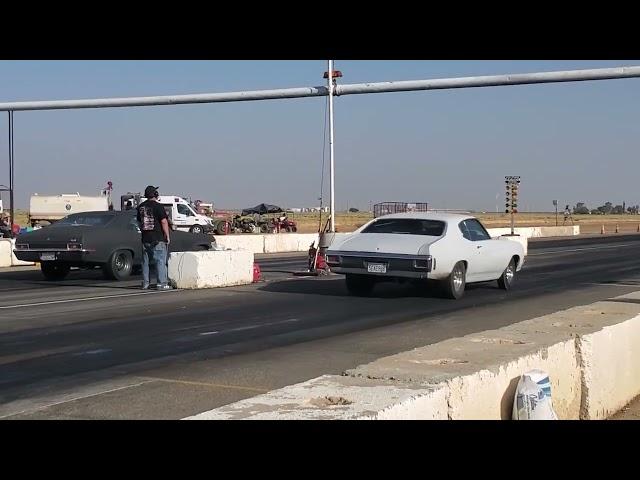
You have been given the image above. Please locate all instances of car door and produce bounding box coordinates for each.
[460,219,503,281]
[174,203,195,228]
[125,215,143,264]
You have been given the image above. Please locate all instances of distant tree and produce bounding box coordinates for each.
[613,205,625,215]
[628,205,640,214]
[348,208,359,213]
[573,202,589,215]
[590,209,601,215]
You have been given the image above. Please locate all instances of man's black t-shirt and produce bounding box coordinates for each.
[137,199,169,244]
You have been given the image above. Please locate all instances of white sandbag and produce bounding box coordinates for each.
[512,369,558,420]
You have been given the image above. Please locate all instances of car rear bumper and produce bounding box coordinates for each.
[326,251,433,279]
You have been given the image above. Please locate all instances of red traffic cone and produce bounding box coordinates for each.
[252,263,262,282]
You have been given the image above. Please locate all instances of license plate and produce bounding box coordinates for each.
[40,253,56,261]
[367,263,387,274]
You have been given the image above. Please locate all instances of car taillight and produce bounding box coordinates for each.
[326,255,341,264]
[413,257,432,270]
[67,243,83,250]
[15,243,29,250]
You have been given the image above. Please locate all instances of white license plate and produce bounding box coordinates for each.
[40,253,56,261]
[367,263,387,273]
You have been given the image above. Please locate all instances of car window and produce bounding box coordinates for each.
[461,219,491,241]
[459,221,472,241]
[177,204,194,216]
[52,214,115,227]
[361,219,445,236]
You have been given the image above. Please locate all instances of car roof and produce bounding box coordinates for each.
[373,212,475,223]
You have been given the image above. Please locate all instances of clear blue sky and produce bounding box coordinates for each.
[0,60,638,212]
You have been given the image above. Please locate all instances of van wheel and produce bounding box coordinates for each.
[41,262,70,281]
[190,225,204,234]
[104,250,133,281]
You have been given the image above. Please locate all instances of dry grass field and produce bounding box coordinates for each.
[288,211,640,234]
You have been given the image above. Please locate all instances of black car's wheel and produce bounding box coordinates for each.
[497,257,517,290]
[345,274,376,296]
[260,224,270,234]
[41,262,71,281]
[103,249,133,281]
[190,225,204,234]
[441,261,466,299]
[291,226,297,232]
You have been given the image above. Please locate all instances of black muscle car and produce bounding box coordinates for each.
[14,210,216,281]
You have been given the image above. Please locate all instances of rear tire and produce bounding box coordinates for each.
[497,258,517,290]
[345,274,376,296]
[103,249,133,281]
[441,261,466,299]
[41,262,70,281]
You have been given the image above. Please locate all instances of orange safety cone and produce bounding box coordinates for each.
[601,225,605,234]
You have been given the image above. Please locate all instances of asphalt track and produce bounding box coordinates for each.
[2,234,640,419]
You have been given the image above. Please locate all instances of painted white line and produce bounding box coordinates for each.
[0,380,152,419]
[226,318,300,333]
[72,349,112,356]
[528,243,638,256]
[585,283,640,287]
[0,290,179,310]
[198,331,219,336]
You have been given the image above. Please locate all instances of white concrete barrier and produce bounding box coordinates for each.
[186,293,640,420]
[213,235,264,254]
[0,239,12,267]
[186,375,448,420]
[487,226,579,238]
[168,250,254,289]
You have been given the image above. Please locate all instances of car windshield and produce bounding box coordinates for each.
[52,214,115,227]
[361,219,445,236]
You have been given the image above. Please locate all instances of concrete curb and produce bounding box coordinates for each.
[185,290,640,420]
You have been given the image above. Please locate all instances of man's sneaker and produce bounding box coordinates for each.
[141,283,150,290]
[156,284,172,291]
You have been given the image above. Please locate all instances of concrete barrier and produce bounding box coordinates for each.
[0,240,12,267]
[168,250,254,289]
[186,292,640,420]
[487,226,579,238]
[186,375,448,420]
[213,235,265,254]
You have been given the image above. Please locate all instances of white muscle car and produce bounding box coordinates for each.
[326,212,525,299]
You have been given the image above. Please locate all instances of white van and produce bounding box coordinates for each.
[157,195,214,234]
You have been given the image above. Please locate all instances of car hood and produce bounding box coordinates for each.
[334,233,441,256]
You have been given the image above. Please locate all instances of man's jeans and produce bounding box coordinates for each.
[142,241,168,286]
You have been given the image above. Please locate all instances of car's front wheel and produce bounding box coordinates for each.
[190,225,204,234]
[345,274,376,296]
[103,249,133,281]
[497,257,517,290]
[441,261,466,299]
[41,262,71,281]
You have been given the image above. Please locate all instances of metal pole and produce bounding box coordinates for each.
[328,60,336,233]
[555,203,558,226]
[8,111,14,234]
[1,66,640,112]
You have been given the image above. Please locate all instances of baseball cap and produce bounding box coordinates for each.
[144,185,159,198]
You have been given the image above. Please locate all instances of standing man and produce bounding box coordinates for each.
[137,185,172,290]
